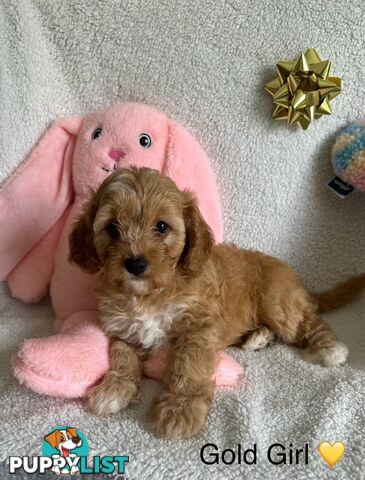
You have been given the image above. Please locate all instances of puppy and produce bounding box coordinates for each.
[69,167,365,439]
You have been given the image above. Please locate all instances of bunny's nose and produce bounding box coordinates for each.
[108,148,126,161]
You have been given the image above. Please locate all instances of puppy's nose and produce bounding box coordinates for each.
[108,148,125,161]
[124,256,148,276]
[72,436,81,444]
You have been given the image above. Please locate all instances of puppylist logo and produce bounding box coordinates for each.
[8,425,129,475]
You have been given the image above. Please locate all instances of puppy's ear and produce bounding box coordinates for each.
[66,427,78,438]
[44,431,58,449]
[68,192,102,273]
[179,191,214,276]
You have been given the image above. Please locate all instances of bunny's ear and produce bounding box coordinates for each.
[0,117,82,280]
[163,120,223,243]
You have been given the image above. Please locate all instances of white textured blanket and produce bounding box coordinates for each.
[0,1,364,479]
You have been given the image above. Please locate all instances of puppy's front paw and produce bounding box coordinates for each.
[87,372,138,415]
[151,392,210,439]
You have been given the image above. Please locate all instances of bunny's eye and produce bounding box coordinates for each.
[139,133,152,148]
[92,128,103,140]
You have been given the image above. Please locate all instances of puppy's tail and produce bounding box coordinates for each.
[312,274,365,313]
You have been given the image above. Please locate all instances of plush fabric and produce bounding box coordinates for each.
[0,1,365,479]
[0,102,232,398]
[332,120,365,191]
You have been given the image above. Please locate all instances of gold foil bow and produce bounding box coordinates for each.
[265,48,342,129]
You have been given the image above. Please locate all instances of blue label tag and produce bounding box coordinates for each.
[327,176,354,198]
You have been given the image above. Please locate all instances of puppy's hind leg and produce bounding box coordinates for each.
[259,287,348,367]
[296,313,348,367]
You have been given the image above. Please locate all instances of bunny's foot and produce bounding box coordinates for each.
[14,315,110,398]
[143,349,245,387]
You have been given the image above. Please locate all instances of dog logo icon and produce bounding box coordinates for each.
[9,425,128,475]
[42,426,88,475]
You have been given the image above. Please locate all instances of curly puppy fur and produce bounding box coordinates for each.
[69,167,365,439]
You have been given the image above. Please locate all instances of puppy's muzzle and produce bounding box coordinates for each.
[124,256,148,276]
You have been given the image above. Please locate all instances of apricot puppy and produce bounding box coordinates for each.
[69,167,365,439]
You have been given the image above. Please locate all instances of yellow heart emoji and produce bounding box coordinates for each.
[318,441,345,468]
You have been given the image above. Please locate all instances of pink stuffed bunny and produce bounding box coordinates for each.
[0,103,243,398]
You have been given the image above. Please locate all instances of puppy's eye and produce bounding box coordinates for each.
[139,133,152,148]
[106,221,120,239]
[92,128,103,140]
[155,221,169,234]
[60,436,65,442]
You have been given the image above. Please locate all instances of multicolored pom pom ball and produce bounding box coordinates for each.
[332,121,365,191]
